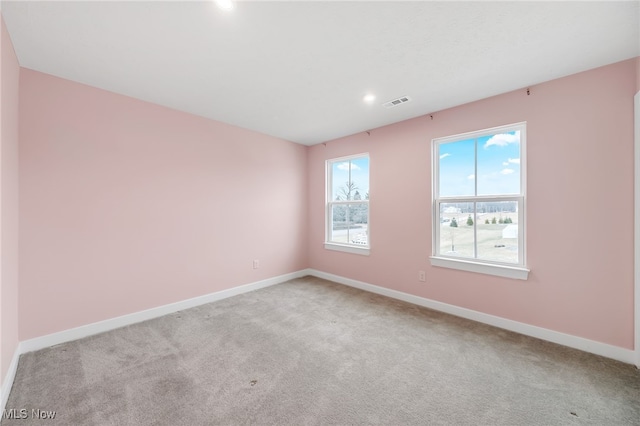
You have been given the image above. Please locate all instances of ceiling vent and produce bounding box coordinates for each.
[382,96,411,108]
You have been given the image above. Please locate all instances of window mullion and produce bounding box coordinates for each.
[474,138,478,196]
[519,198,524,265]
[331,200,368,205]
[348,160,352,200]
[474,139,478,259]
[473,201,478,259]
[440,195,521,203]
[326,162,331,243]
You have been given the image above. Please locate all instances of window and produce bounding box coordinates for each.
[325,154,370,255]
[431,123,528,279]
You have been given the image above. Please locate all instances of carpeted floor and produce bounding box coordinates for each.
[3,276,640,425]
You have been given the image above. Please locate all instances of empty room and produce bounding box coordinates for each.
[1,0,639,424]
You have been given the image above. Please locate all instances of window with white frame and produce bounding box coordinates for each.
[431,122,528,279]
[325,154,370,255]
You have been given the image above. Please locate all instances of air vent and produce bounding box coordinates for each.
[382,96,411,108]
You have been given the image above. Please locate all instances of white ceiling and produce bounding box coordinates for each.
[2,1,639,145]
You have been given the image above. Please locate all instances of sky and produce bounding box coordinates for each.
[331,157,369,200]
[438,131,521,197]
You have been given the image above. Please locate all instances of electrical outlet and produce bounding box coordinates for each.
[253,259,259,269]
[418,271,426,282]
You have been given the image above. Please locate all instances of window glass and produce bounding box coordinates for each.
[477,132,521,196]
[476,201,519,263]
[439,138,475,197]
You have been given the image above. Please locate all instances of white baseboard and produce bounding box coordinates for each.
[21,270,310,354]
[1,344,22,412]
[308,269,636,365]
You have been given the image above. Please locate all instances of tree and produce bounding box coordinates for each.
[336,181,359,201]
[351,204,368,224]
[491,217,497,224]
[332,204,347,223]
[450,217,458,227]
[485,219,490,224]
[335,182,368,225]
[466,215,474,226]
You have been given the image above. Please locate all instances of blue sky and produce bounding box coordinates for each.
[438,131,521,197]
[331,157,369,200]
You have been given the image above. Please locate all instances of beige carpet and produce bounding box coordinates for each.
[3,276,639,425]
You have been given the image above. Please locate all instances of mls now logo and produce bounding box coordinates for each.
[3,408,56,420]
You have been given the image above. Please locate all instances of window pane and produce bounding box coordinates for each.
[476,201,519,263]
[331,157,370,201]
[330,204,368,246]
[331,161,349,201]
[438,139,475,197]
[439,202,474,259]
[477,131,521,196]
[350,157,369,202]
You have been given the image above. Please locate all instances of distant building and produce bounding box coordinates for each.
[443,206,461,214]
[502,224,518,239]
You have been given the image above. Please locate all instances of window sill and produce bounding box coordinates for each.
[429,256,529,280]
[324,243,370,256]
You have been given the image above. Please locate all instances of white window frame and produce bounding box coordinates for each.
[325,153,370,255]
[430,123,529,280]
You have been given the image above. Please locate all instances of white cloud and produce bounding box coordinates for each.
[467,174,475,180]
[337,162,360,171]
[484,131,520,149]
[503,158,520,166]
[440,153,451,160]
[501,168,515,175]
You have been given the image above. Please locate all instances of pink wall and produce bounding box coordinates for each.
[1,16,20,384]
[12,51,640,349]
[308,59,636,350]
[19,69,308,340]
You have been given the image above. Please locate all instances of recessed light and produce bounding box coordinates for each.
[363,94,376,103]
[215,0,235,11]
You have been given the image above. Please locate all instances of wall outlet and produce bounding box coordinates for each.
[253,259,260,269]
[418,271,426,282]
